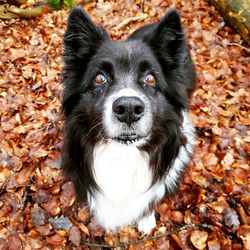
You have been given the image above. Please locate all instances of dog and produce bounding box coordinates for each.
[62,6,196,233]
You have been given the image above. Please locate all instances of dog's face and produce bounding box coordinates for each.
[63,7,196,147]
[78,39,171,145]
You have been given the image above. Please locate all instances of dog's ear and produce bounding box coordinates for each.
[63,7,109,61]
[129,8,187,64]
[129,8,196,108]
[150,8,187,62]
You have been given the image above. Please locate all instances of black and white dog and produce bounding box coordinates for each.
[62,7,196,233]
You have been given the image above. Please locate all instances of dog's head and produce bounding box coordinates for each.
[62,7,196,147]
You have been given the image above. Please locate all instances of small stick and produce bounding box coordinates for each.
[114,13,148,30]
[214,34,250,53]
[20,171,35,210]
[82,223,214,248]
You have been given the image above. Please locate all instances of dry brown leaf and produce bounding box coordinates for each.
[35,224,52,236]
[207,231,221,250]
[9,48,27,61]
[3,234,23,250]
[158,203,171,222]
[204,153,219,167]
[60,182,75,212]
[69,226,81,246]
[77,222,90,236]
[237,226,250,250]
[191,171,209,188]
[190,230,208,250]
[49,215,72,230]
[42,196,61,217]
[31,204,46,226]
[46,233,66,246]
[0,0,249,248]
[171,211,184,224]
[223,207,240,232]
[221,152,234,169]
[207,196,229,213]
[78,207,90,223]
[119,227,138,244]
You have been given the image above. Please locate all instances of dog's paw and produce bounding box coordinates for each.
[138,212,156,234]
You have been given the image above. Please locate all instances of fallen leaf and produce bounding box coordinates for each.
[42,196,61,217]
[60,182,75,213]
[221,153,234,169]
[31,204,47,226]
[3,234,22,250]
[190,230,208,250]
[77,222,90,236]
[69,226,81,246]
[0,0,249,248]
[158,202,171,222]
[223,207,240,232]
[207,196,229,213]
[35,224,52,236]
[46,233,66,246]
[171,210,184,224]
[237,226,250,250]
[49,215,72,230]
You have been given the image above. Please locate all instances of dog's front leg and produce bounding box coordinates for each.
[137,212,156,234]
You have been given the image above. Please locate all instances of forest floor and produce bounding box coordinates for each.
[0,0,249,249]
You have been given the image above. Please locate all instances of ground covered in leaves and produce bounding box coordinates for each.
[0,0,249,249]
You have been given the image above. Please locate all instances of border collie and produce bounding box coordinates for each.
[62,7,196,233]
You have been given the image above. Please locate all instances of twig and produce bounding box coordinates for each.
[0,173,14,195]
[20,171,35,210]
[214,34,250,53]
[114,13,148,30]
[0,5,44,19]
[82,223,214,248]
[171,234,185,249]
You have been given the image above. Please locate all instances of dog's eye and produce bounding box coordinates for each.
[94,74,107,85]
[144,74,156,86]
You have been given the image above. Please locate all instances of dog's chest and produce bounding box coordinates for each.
[93,142,152,202]
[90,142,158,229]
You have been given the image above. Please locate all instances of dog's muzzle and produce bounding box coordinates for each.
[112,96,145,126]
[103,89,152,144]
[112,96,145,142]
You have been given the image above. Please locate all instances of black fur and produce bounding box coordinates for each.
[62,7,196,202]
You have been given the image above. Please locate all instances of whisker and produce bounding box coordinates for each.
[85,121,102,138]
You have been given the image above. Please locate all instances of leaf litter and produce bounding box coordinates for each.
[0,0,249,249]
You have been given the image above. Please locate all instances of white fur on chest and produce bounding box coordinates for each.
[90,142,164,230]
[88,111,195,232]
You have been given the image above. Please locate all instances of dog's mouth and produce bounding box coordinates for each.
[116,133,138,143]
[112,133,149,145]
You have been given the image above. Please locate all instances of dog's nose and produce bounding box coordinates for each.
[112,96,145,125]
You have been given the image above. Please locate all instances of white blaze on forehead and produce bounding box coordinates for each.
[110,88,143,98]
